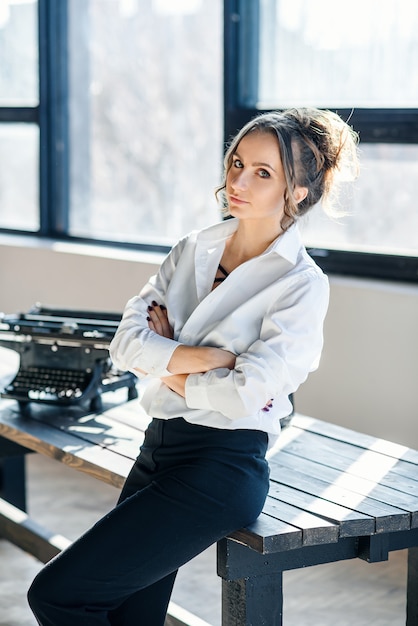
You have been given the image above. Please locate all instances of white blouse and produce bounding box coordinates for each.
[109,218,329,442]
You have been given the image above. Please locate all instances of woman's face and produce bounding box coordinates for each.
[226,131,306,225]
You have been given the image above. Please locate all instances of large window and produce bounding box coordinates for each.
[1,0,418,282]
[0,0,223,247]
[225,0,418,281]
[0,0,39,232]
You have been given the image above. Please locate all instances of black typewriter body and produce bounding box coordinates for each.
[0,305,137,412]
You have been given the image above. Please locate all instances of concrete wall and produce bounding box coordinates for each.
[1,235,417,449]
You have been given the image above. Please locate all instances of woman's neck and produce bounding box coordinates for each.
[224,219,284,269]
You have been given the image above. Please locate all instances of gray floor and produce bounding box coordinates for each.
[0,452,408,626]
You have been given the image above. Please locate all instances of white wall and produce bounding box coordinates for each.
[296,276,418,448]
[0,236,165,314]
[1,236,417,449]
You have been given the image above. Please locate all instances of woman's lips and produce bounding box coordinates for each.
[228,195,248,205]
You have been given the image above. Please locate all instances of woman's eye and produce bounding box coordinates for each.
[233,158,243,168]
[259,169,270,178]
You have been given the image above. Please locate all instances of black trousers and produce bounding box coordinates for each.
[28,417,270,625]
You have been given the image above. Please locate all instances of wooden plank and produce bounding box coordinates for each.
[29,393,152,436]
[11,396,146,456]
[274,426,418,507]
[269,455,411,533]
[280,426,418,486]
[272,444,418,519]
[291,413,418,466]
[101,400,153,433]
[229,512,302,554]
[268,482,375,538]
[262,496,339,546]
[278,436,418,531]
[0,404,131,488]
[33,410,144,460]
[0,497,71,564]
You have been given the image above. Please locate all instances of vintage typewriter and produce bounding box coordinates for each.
[0,304,137,411]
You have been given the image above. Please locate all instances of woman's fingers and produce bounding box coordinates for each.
[147,302,173,338]
[262,399,274,412]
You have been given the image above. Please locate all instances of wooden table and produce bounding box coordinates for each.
[0,395,417,625]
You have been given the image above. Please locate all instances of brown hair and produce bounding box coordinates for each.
[216,108,359,231]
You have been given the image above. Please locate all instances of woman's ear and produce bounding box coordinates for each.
[294,186,308,204]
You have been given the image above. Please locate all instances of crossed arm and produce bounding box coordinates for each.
[135,301,236,397]
[137,301,273,413]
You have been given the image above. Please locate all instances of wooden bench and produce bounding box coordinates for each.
[0,394,418,625]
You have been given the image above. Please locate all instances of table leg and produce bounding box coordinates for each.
[407,546,418,625]
[218,538,283,625]
[0,437,29,511]
[0,457,26,511]
[221,572,283,625]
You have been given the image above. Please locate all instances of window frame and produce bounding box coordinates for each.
[0,0,68,239]
[0,0,171,255]
[224,0,418,283]
[1,0,418,279]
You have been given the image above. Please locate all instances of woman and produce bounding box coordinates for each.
[28,107,359,625]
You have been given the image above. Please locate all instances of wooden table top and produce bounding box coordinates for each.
[1,395,417,556]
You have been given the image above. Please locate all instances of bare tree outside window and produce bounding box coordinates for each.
[68,0,223,246]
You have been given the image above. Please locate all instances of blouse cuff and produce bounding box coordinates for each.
[184,372,213,411]
[137,335,181,378]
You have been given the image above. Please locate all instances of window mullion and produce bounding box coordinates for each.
[38,0,69,237]
[224,0,260,143]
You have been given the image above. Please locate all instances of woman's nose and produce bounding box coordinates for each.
[230,170,248,191]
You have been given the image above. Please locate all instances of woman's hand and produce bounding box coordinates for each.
[148,301,236,375]
[132,301,172,377]
[146,302,187,396]
[147,301,236,397]
[147,301,173,339]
